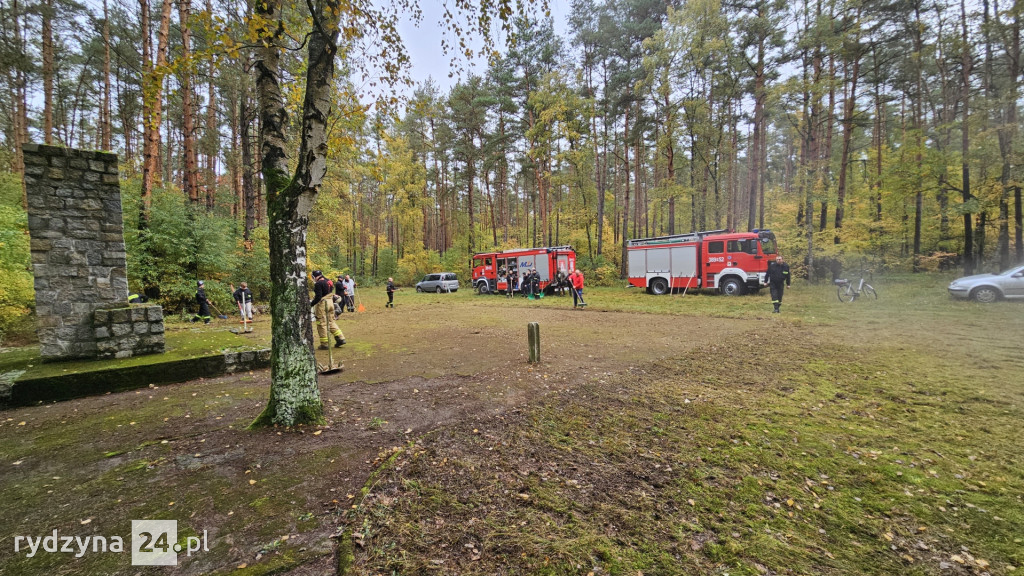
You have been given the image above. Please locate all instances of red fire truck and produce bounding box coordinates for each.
[627,229,778,295]
[472,246,577,294]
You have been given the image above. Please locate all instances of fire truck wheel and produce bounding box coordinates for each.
[720,277,745,296]
[477,282,490,295]
[649,277,669,295]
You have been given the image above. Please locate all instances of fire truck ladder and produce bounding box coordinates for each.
[626,229,728,247]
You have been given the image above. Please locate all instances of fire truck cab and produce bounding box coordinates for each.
[627,229,778,295]
[472,246,576,295]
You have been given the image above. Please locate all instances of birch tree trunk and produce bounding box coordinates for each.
[252,0,341,427]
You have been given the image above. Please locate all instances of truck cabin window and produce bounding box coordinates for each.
[707,241,724,254]
[759,237,777,255]
[727,240,758,254]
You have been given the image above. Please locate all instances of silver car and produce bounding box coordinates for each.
[948,264,1024,302]
[416,272,459,293]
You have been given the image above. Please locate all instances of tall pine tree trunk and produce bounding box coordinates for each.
[747,38,764,232]
[42,0,53,144]
[619,107,631,278]
[835,22,862,243]
[960,0,975,274]
[179,0,199,204]
[994,3,1019,268]
[204,0,218,207]
[101,0,112,151]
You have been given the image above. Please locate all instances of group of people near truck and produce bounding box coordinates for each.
[499,267,543,299]
[495,266,585,308]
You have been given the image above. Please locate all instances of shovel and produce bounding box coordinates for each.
[208,303,229,320]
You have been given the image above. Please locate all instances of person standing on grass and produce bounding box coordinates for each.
[569,268,585,309]
[764,255,791,313]
[191,280,212,323]
[230,282,253,321]
[342,274,356,313]
[311,270,345,349]
[385,277,399,308]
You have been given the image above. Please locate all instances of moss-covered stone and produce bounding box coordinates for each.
[8,348,271,405]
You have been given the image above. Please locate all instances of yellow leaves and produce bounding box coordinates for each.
[249,479,257,485]
[883,532,893,542]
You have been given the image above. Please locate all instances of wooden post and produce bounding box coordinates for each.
[528,322,540,364]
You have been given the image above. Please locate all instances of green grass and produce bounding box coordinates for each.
[1,272,1021,575]
[345,273,1024,575]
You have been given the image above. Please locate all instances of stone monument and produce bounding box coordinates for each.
[23,144,165,360]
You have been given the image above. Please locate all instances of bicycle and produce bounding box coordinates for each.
[835,270,878,302]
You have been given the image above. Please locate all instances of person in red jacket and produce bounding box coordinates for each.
[569,268,586,309]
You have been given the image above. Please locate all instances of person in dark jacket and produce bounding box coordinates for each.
[764,255,791,313]
[231,282,253,320]
[311,270,345,349]
[385,277,399,308]
[191,280,212,323]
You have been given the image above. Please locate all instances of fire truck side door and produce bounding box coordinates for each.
[703,240,727,280]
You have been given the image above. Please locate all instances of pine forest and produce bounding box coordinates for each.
[1,0,1022,333]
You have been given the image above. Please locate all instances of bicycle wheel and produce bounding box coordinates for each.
[861,284,877,300]
[837,285,855,303]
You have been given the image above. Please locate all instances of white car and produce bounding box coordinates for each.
[948,264,1024,302]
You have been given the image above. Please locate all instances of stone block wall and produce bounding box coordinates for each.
[22,143,164,360]
[93,306,166,359]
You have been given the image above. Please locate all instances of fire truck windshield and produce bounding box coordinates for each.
[759,236,777,255]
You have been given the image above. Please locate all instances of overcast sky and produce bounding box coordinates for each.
[392,0,573,94]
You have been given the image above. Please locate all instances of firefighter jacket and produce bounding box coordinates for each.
[765,261,791,286]
[311,276,332,307]
[196,288,210,315]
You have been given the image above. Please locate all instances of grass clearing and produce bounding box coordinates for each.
[346,275,1024,575]
[1,273,1021,575]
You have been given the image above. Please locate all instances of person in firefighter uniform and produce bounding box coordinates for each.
[764,255,791,313]
[311,270,345,349]
[191,280,212,323]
